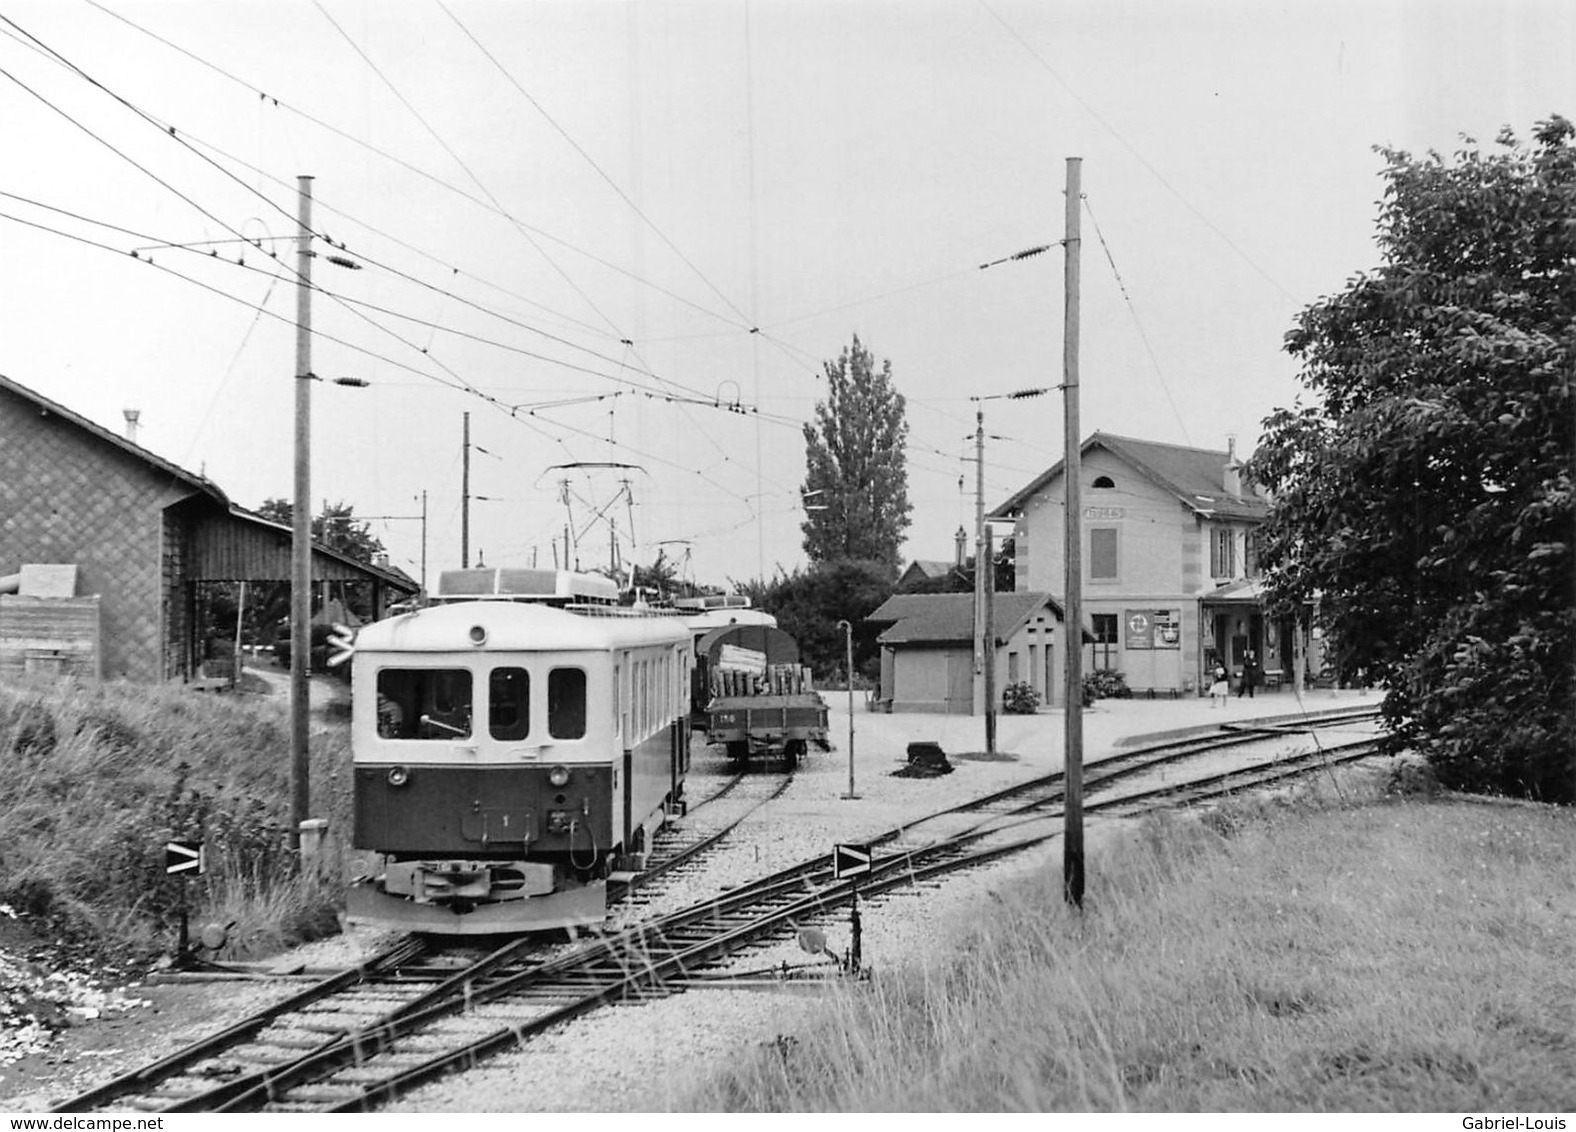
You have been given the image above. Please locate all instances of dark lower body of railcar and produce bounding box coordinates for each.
[348,726,688,934]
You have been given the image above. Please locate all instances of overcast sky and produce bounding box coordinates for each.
[2,1,1570,588]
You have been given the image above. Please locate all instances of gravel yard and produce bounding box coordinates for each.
[0,688,1381,1113]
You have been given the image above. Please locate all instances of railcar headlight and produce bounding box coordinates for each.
[548,765,570,787]
[468,625,487,646]
[387,765,410,787]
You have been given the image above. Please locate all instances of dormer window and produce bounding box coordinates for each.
[1092,475,1115,489]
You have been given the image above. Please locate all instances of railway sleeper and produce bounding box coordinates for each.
[267,1084,367,1106]
[328,1061,437,1086]
[216,1043,308,1066]
[260,1030,352,1051]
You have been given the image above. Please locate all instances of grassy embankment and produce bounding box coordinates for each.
[0,674,352,961]
[687,772,1576,1112]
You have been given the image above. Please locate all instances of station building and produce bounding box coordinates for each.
[989,431,1319,696]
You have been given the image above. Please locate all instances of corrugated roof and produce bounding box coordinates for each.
[989,430,1269,522]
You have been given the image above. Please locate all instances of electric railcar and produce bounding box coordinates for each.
[346,580,692,934]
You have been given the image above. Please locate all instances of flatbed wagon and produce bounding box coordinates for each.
[707,689,830,768]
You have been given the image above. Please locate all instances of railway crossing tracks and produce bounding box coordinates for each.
[53,707,1383,1113]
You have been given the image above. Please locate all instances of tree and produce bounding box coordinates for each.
[801,334,912,573]
[1249,116,1575,802]
[257,498,385,565]
[740,560,893,683]
[609,549,705,604]
[243,499,388,644]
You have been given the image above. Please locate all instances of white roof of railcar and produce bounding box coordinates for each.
[433,567,619,603]
[679,607,777,635]
[356,600,690,654]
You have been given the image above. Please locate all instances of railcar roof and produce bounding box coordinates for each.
[353,600,690,654]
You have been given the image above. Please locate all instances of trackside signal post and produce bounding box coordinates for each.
[165,839,205,960]
[832,843,871,972]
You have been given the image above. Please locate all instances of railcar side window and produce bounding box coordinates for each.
[376,668,472,740]
[548,667,587,739]
[489,667,530,741]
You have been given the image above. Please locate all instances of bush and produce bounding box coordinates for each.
[1083,669,1132,701]
[1001,681,1040,714]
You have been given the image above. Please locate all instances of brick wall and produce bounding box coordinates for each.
[0,387,203,681]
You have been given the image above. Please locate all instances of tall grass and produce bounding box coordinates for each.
[687,779,1576,1111]
[0,677,353,961]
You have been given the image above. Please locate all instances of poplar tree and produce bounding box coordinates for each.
[800,334,912,573]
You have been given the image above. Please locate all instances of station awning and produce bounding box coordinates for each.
[1202,579,1269,605]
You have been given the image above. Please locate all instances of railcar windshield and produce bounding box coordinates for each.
[376,668,473,740]
[548,667,586,739]
[489,667,530,740]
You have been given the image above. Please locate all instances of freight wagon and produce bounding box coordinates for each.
[697,624,829,768]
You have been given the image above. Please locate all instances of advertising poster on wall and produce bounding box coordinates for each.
[1154,609,1180,649]
[1125,609,1180,650]
[1124,609,1154,650]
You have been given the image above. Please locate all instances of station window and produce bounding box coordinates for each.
[1090,614,1119,672]
[1211,526,1236,578]
[1092,475,1115,489]
[549,667,587,740]
[376,668,472,740]
[1089,527,1119,580]
[488,667,530,741]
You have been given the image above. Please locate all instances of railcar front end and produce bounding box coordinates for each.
[345,600,690,934]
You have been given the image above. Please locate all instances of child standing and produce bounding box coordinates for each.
[1208,663,1230,707]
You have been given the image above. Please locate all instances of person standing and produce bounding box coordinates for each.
[1238,651,1261,698]
[1208,662,1230,707]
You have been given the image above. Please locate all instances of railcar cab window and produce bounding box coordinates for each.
[376,668,472,740]
[548,667,587,739]
[489,667,530,741]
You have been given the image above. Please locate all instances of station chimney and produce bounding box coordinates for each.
[1222,435,1242,499]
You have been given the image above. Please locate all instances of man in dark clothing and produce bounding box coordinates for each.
[1238,651,1261,698]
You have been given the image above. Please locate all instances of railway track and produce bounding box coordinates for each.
[53,707,1384,1114]
[610,768,794,909]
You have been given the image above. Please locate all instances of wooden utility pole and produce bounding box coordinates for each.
[984,524,997,755]
[420,489,428,592]
[461,412,471,569]
[1062,156,1085,908]
[973,408,987,722]
[290,174,314,851]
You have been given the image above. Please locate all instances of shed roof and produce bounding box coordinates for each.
[899,559,954,582]
[989,431,1269,523]
[1,373,418,594]
[870,591,1072,647]
[0,372,227,506]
